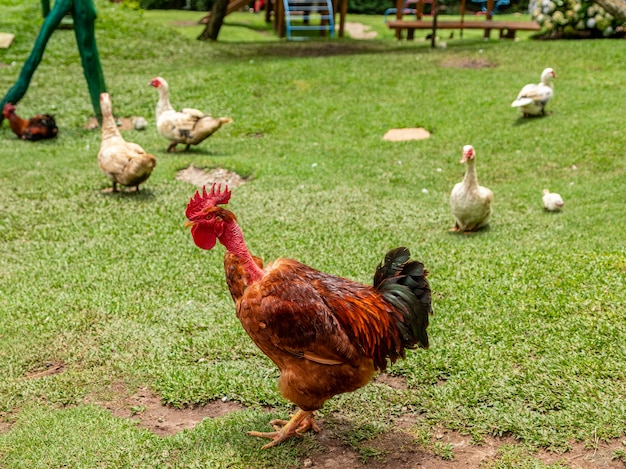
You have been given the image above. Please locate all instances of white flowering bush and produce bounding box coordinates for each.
[529,0,625,37]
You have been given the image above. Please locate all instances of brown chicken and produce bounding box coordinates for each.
[184,184,432,449]
[2,103,58,141]
[97,93,156,193]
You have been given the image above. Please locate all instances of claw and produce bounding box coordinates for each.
[247,409,318,449]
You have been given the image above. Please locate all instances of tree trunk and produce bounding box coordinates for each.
[198,0,230,40]
[592,0,626,21]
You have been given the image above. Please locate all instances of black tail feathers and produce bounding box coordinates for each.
[374,247,432,350]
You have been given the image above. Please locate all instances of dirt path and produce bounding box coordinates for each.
[82,380,626,468]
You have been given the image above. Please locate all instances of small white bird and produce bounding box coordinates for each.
[542,189,564,212]
[511,68,557,117]
[132,116,148,131]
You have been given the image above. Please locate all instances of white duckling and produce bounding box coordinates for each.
[450,145,494,232]
[542,189,564,211]
[511,68,557,117]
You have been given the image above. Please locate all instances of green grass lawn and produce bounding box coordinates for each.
[1,0,625,467]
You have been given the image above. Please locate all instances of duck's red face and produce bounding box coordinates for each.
[149,78,163,88]
[461,145,475,163]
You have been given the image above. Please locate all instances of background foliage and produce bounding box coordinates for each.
[530,0,625,37]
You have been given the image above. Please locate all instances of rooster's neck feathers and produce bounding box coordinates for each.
[218,216,264,284]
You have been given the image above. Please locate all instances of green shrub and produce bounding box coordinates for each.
[348,0,393,14]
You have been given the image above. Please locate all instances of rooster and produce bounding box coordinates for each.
[184,184,432,449]
[149,77,233,152]
[2,103,58,141]
[97,93,156,193]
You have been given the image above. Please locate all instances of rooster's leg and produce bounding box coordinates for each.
[247,409,318,449]
[166,142,178,152]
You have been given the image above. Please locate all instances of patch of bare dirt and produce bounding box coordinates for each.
[65,379,626,467]
[23,361,66,380]
[374,372,408,389]
[383,128,431,141]
[303,418,626,468]
[343,22,378,40]
[176,164,247,188]
[303,416,429,469]
[538,441,626,469]
[0,419,13,434]
[87,381,246,436]
[441,57,496,69]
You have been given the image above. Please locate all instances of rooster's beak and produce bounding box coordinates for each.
[184,220,195,229]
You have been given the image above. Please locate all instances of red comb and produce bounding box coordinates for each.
[185,183,231,220]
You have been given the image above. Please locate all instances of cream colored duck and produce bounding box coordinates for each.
[149,77,233,152]
[98,93,157,193]
[98,93,156,192]
[542,189,564,211]
[511,68,557,117]
[450,145,493,232]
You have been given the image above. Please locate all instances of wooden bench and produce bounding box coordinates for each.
[387,19,540,40]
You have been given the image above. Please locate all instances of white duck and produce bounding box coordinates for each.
[149,77,233,152]
[98,93,157,193]
[511,68,557,117]
[542,189,564,211]
[450,145,493,232]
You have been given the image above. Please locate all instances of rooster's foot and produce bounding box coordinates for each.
[247,409,318,449]
[269,414,320,434]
